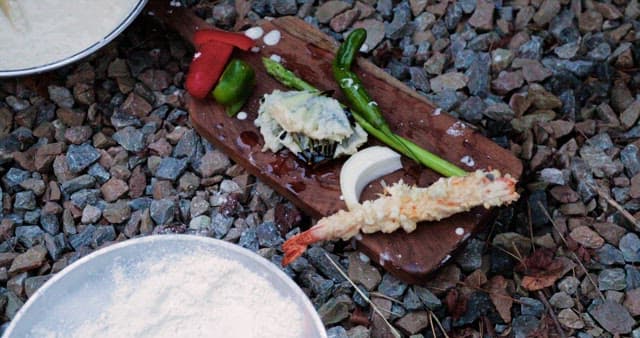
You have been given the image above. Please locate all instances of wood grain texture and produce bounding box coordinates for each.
[153,5,523,284]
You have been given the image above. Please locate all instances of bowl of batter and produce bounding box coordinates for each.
[0,0,148,77]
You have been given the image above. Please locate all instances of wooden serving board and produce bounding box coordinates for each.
[153,5,523,284]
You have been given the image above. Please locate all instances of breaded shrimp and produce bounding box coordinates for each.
[282,169,519,265]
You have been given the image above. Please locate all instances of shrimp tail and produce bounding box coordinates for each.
[281,229,321,266]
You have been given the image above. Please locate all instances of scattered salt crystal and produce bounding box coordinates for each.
[446,121,466,137]
[236,112,248,120]
[193,52,201,60]
[244,27,264,40]
[147,11,155,16]
[379,251,391,266]
[455,227,464,236]
[250,46,261,53]
[359,43,369,53]
[269,54,282,63]
[460,155,475,167]
[263,30,281,46]
[368,101,378,107]
[432,108,442,115]
[440,255,451,264]
[358,253,369,263]
[339,195,344,200]
[340,78,354,88]
[169,0,181,7]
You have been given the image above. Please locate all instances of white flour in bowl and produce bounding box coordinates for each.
[28,252,306,338]
[0,0,138,70]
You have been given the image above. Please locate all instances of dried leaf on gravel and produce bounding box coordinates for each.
[445,289,468,321]
[521,254,574,291]
[517,248,555,274]
[488,276,513,323]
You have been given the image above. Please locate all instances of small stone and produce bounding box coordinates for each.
[48,85,74,108]
[619,233,640,263]
[188,215,211,230]
[326,326,347,338]
[101,178,129,202]
[621,145,640,177]
[554,41,580,59]
[455,238,484,272]
[468,0,494,30]
[599,268,627,291]
[558,309,584,329]
[621,99,640,131]
[429,72,468,92]
[66,143,100,173]
[520,297,544,317]
[3,168,30,191]
[559,276,580,295]
[81,205,102,224]
[120,93,152,117]
[594,222,627,245]
[155,157,188,181]
[533,0,560,25]
[539,168,565,185]
[512,315,540,338]
[64,126,92,145]
[570,226,605,249]
[150,199,175,225]
[623,288,640,316]
[491,71,523,95]
[385,3,412,40]
[15,226,45,248]
[102,200,131,224]
[549,291,575,309]
[395,311,430,335]
[596,244,626,265]
[589,300,635,334]
[8,245,47,274]
[256,222,283,247]
[88,163,110,184]
[92,225,116,247]
[19,178,46,196]
[61,175,96,195]
[378,273,407,298]
[112,126,145,152]
[317,1,351,23]
[347,253,381,291]
[69,225,96,249]
[25,275,51,298]
[318,295,352,325]
[14,191,36,210]
[40,213,60,235]
[579,11,603,32]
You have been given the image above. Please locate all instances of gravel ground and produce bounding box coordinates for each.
[1,0,640,337]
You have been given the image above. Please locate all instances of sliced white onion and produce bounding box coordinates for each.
[340,146,402,210]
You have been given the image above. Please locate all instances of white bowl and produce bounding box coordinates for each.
[0,0,148,77]
[3,235,327,338]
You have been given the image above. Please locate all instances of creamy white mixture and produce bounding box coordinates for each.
[0,0,138,70]
[27,252,306,338]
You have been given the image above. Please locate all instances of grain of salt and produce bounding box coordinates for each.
[244,27,264,40]
[237,112,248,120]
[263,30,281,46]
[270,54,282,63]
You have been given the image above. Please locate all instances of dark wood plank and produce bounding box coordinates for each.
[153,6,523,284]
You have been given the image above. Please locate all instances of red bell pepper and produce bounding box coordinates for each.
[184,41,234,99]
[193,29,255,51]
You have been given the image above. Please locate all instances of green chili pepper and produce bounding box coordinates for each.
[212,59,255,116]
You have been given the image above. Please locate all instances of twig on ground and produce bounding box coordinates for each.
[537,202,605,300]
[323,253,401,338]
[589,182,640,231]
[537,290,567,338]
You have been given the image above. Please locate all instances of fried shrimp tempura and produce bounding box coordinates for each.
[282,169,519,265]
